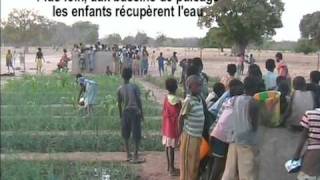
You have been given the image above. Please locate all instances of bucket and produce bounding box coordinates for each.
[254,91,281,127]
[200,138,211,160]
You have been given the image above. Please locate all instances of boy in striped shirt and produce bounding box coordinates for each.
[179,75,205,180]
[293,108,320,180]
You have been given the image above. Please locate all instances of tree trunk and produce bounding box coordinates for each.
[24,46,29,54]
[220,45,224,52]
[232,43,247,55]
[238,43,246,55]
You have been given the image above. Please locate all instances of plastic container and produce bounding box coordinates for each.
[285,159,302,173]
[200,138,211,160]
[254,91,281,127]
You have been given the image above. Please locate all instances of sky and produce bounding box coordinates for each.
[1,0,320,41]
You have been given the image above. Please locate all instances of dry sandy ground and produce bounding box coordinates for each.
[154,47,319,80]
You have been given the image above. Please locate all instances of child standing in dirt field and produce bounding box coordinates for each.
[275,52,291,90]
[35,48,45,74]
[162,78,181,176]
[151,50,156,66]
[117,68,144,163]
[222,76,260,180]
[236,53,245,77]
[6,49,15,74]
[263,59,277,90]
[179,75,205,180]
[157,52,165,77]
[283,76,314,131]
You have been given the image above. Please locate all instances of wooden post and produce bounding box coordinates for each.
[318,52,320,71]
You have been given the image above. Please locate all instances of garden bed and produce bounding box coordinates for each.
[1,132,162,153]
[1,73,164,178]
[1,160,139,180]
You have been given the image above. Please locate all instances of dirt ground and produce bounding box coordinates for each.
[1,47,317,179]
[153,47,319,80]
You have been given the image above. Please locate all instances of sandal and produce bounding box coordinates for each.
[169,168,180,176]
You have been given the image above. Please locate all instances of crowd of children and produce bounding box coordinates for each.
[158,52,319,180]
[110,45,151,77]
[72,43,98,73]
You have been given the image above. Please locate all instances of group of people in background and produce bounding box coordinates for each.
[111,45,180,78]
[5,44,180,77]
[5,49,26,74]
[111,45,150,76]
[72,43,100,73]
[70,41,117,74]
[112,45,149,76]
[156,51,179,77]
[236,53,256,77]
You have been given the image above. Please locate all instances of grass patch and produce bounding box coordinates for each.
[1,132,162,153]
[1,73,164,154]
[1,73,161,131]
[1,105,161,117]
[1,115,161,131]
[1,160,139,180]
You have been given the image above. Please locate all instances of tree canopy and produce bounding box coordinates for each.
[201,27,231,51]
[299,11,320,47]
[122,36,135,45]
[2,9,52,46]
[135,32,149,45]
[102,33,122,46]
[198,0,284,54]
[1,9,99,47]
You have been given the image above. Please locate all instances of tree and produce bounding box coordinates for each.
[49,22,72,47]
[135,32,149,45]
[71,21,99,44]
[198,0,284,54]
[201,27,232,51]
[2,9,52,47]
[122,36,135,45]
[299,11,320,47]
[2,10,99,47]
[295,38,317,54]
[102,33,122,46]
[155,34,167,47]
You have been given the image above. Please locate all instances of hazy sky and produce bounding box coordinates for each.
[1,0,320,41]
